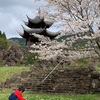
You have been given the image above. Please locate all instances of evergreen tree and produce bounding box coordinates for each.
[0,31,9,50]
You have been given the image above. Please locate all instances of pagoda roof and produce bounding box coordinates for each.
[44,20,54,28]
[18,31,40,43]
[24,15,53,28]
[19,27,60,39]
[46,29,60,37]
[27,15,44,24]
[22,25,44,34]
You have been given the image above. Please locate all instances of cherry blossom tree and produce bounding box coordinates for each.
[33,0,100,57]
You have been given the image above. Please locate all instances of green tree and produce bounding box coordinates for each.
[0,31,9,50]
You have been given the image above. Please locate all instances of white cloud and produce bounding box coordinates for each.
[0,0,45,39]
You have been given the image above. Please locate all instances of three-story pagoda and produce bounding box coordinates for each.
[19,15,60,45]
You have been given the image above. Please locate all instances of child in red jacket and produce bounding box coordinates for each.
[9,86,26,100]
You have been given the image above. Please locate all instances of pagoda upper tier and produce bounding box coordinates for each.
[19,15,60,45]
[25,15,53,28]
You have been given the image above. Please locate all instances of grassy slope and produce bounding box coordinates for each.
[0,66,100,100]
[0,66,30,82]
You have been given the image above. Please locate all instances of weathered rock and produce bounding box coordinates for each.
[0,46,25,66]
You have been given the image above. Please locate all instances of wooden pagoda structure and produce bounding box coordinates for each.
[19,15,60,45]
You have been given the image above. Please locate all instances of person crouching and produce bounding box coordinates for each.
[8,85,26,100]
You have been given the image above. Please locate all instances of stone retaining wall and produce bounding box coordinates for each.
[1,62,100,94]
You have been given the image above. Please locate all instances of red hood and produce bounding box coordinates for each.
[14,90,25,100]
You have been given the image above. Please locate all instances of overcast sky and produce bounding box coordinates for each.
[0,0,47,39]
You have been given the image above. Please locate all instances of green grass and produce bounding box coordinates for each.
[0,66,30,82]
[24,93,100,100]
[0,65,100,100]
[0,89,100,100]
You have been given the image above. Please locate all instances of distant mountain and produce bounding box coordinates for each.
[57,34,73,42]
[57,32,89,42]
[9,37,26,48]
[57,34,89,47]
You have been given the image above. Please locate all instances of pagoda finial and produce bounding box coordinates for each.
[36,8,41,16]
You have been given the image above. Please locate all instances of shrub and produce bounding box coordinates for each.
[25,53,39,65]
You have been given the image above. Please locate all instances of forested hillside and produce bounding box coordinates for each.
[9,37,26,48]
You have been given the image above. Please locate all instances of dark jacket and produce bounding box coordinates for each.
[8,93,18,100]
[9,90,25,100]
